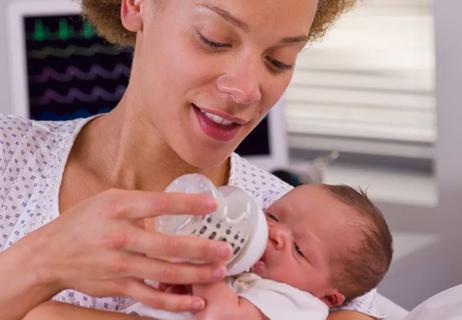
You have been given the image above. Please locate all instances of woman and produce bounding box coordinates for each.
[0,0,378,319]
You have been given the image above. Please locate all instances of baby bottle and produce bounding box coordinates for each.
[156,174,268,276]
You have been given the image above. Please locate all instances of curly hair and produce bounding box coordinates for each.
[80,0,357,47]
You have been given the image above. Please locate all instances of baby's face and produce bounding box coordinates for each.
[251,185,360,298]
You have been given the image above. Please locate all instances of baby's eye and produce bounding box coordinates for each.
[266,213,279,221]
[294,242,305,258]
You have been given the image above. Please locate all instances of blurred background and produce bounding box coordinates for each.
[0,0,461,310]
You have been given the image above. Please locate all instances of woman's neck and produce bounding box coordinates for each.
[69,98,230,192]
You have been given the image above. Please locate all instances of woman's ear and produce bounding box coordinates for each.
[121,0,144,32]
[320,289,346,308]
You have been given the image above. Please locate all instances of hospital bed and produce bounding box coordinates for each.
[394,284,462,320]
[378,284,462,320]
[377,294,408,320]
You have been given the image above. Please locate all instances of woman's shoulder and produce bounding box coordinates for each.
[0,113,84,141]
[0,114,90,174]
[229,153,293,209]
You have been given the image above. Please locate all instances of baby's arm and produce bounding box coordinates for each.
[193,281,268,320]
[328,310,376,320]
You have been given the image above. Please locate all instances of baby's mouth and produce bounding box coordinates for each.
[251,256,266,275]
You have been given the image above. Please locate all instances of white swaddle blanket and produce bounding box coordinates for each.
[123,273,328,320]
[402,284,462,320]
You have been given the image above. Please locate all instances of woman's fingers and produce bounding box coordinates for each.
[42,188,228,303]
[123,226,232,263]
[110,252,227,285]
[97,189,217,219]
[122,279,205,313]
[96,278,204,313]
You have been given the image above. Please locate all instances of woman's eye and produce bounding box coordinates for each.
[197,31,231,49]
[266,56,293,73]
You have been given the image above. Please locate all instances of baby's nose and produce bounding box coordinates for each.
[268,224,291,250]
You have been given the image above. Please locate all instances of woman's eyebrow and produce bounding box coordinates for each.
[199,4,250,32]
[198,4,308,44]
[279,35,309,44]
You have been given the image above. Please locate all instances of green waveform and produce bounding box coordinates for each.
[30,19,96,41]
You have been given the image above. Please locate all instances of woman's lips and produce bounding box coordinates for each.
[193,104,242,142]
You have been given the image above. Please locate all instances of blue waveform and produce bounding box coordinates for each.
[31,86,126,105]
[30,64,131,83]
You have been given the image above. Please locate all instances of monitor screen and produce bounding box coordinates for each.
[24,14,132,120]
[7,0,288,171]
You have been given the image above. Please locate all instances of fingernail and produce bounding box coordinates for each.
[191,298,205,311]
[204,197,217,210]
[215,243,232,259]
[213,266,227,279]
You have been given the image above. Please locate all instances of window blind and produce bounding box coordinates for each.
[285,0,435,159]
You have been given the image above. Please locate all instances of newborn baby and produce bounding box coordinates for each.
[125,184,393,320]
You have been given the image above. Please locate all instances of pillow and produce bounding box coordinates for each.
[376,294,408,320]
[403,284,462,320]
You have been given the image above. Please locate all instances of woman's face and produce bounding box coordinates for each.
[130,0,318,168]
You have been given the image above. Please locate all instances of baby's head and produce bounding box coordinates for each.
[251,184,393,307]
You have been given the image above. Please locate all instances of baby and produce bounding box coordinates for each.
[125,184,393,320]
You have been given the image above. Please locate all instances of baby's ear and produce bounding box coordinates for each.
[121,0,144,32]
[320,289,346,308]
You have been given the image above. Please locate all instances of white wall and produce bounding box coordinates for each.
[1,0,461,311]
[0,0,45,115]
[377,0,462,309]
[0,0,14,115]
[433,0,462,297]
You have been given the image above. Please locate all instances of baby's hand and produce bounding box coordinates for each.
[192,281,268,320]
[158,283,193,295]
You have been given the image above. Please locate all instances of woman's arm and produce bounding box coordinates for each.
[193,281,267,320]
[328,310,376,320]
[0,190,231,320]
[22,301,151,320]
[0,232,62,320]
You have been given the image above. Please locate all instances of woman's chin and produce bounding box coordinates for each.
[177,144,232,169]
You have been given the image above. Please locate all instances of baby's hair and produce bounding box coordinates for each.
[322,184,393,302]
[80,0,358,47]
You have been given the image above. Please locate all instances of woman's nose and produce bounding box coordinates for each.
[216,57,262,106]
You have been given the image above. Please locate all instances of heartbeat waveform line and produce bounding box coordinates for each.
[30,64,131,83]
[28,19,96,41]
[30,85,126,105]
[28,44,121,59]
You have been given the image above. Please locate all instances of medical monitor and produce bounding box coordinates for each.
[6,0,288,171]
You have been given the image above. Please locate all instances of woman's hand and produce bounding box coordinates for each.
[0,189,232,320]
